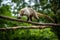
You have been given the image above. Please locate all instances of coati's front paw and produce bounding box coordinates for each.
[17,17,21,19]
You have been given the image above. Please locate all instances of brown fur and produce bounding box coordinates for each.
[18,7,55,22]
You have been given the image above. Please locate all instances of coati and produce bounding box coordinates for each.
[17,7,55,22]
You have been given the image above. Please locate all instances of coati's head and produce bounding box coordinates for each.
[17,9,24,19]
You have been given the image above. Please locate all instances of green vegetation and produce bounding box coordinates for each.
[0,28,58,40]
[0,0,60,40]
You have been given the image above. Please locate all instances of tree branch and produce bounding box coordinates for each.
[0,15,60,26]
[0,26,51,30]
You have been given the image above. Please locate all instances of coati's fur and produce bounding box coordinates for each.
[17,7,55,22]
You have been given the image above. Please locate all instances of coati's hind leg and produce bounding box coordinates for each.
[34,14,39,22]
[34,16,39,22]
[36,18,39,22]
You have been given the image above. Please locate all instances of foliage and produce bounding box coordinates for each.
[0,5,11,16]
[40,0,48,6]
[0,0,60,40]
[0,28,58,40]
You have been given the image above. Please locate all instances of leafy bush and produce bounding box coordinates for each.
[0,28,58,40]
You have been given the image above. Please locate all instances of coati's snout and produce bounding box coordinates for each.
[17,13,22,19]
[17,17,21,19]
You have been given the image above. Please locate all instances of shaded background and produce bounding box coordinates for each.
[0,0,60,40]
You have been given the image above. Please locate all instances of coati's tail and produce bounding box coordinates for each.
[37,12,55,23]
